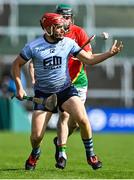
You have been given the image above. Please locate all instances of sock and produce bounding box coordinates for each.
[32,147,41,157]
[58,145,67,160]
[82,138,95,158]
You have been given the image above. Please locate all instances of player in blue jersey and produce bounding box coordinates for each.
[11,13,123,170]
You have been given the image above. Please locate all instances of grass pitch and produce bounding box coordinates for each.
[0,131,134,179]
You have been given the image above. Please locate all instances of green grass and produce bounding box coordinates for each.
[0,131,134,179]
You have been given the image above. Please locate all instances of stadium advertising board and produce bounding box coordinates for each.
[87,107,134,132]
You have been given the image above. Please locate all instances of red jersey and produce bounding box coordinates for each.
[65,24,92,87]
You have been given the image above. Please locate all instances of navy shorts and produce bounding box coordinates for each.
[34,85,78,112]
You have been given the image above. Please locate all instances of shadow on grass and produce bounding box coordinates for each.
[0,168,24,171]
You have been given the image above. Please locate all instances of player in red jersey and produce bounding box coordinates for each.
[53,4,101,170]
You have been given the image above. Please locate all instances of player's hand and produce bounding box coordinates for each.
[16,88,27,100]
[109,40,123,55]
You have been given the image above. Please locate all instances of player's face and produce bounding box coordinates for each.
[63,15,72,25]
[52,24,66,41]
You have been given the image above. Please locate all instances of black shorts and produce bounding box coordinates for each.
[34,85,78,112]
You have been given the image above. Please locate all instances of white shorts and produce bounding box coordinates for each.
[76,86,88,104]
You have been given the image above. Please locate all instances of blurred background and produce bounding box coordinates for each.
[0,0,134,133]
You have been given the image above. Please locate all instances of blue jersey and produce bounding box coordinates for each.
[20,35,80,93]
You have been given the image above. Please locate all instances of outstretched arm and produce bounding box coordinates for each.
[76,40,123,65]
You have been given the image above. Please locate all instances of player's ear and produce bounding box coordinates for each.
[46,26,51,34]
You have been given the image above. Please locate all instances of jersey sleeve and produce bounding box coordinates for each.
[20,43,32,61]
[78,28,92,52]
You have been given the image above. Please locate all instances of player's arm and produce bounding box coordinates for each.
[71,51,92,61]
[29,60,35,85]
[11,55,27,100]
[76,40,123,65]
